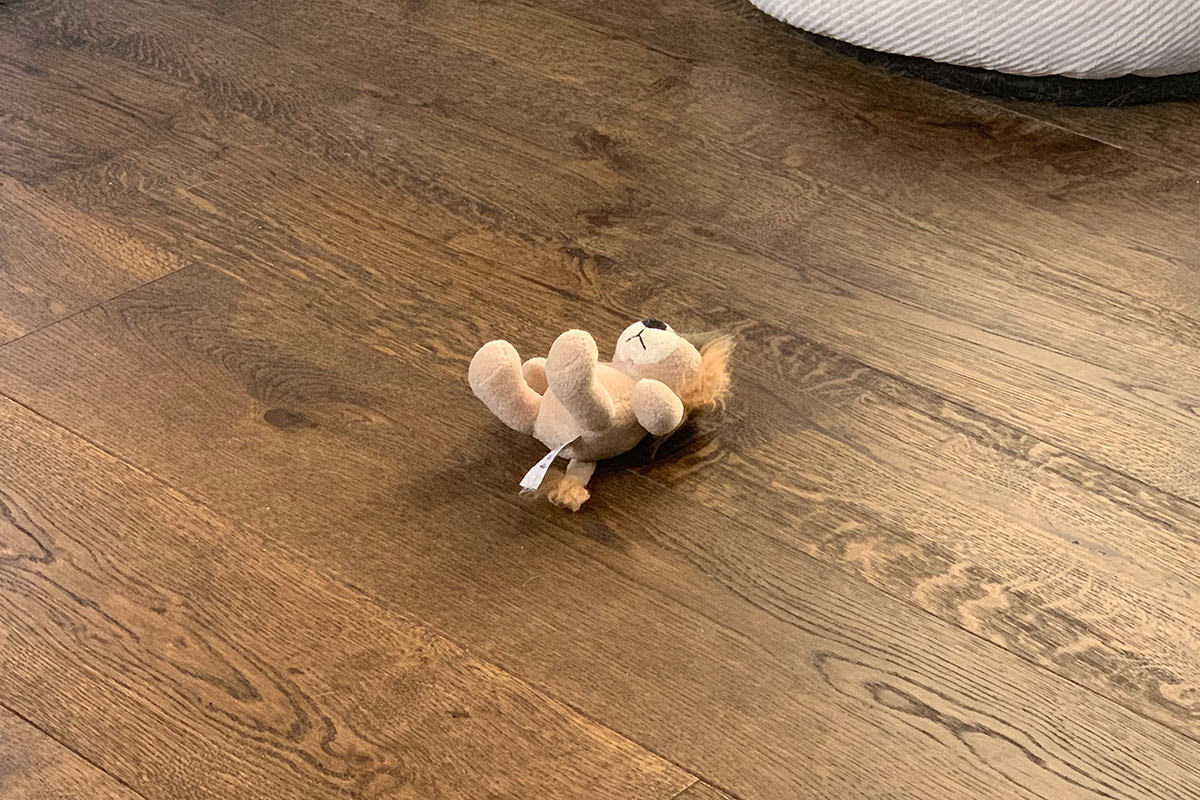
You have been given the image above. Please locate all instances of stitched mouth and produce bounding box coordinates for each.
[625,329,647,350]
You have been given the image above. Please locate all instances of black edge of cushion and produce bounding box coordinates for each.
[802,30,1200,106]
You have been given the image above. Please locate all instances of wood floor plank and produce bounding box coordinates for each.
[3,169,1200,797]
[0,173,184,344]
[6,264,1200,799]
[346,0,1200,484]
[16,54,1200,748]
[27,0,1200,515]
[479,0,1200,283]
[0,396,691,799]
[6,0,1200,797]
[0,707,141,800]
[650,321,1200,728]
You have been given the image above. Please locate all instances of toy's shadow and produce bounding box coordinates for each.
[601,419,712,473]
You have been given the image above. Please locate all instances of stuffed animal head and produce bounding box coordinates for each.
[613,319,733,413]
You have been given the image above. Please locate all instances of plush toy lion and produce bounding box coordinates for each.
[469,319,732,510]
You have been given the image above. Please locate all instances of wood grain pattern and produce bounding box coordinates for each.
[4,0,1200,797]
[0,27,186,184]
[0,396,690,799]
[33,0,1200,510]
[11,30,1199,752]
[0,708,141,800]
[127,1,1200,743]
[4,135,1200,797]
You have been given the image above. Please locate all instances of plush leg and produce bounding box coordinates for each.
[522,357,548,395]
[468,340,542,436]
[547,459,595,511]
[546,330,614,432]
[631,378,685,436]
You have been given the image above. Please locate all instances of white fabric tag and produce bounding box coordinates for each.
[519,438,577,493]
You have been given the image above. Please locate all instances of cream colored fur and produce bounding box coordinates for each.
[469,319,731,510]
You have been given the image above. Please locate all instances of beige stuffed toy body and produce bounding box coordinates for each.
[469,319,731,510]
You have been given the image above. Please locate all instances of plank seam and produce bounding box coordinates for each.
[0,699,151,800]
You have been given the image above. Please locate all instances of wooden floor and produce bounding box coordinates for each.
[4,0,1200,798]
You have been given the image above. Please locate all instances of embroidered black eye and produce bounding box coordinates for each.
[642,318,667,330]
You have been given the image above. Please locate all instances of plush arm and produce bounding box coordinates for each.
[468,340,542,435]
[632,378,684,436]
[546,330,615,431]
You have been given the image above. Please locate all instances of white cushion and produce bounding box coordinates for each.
[750,0,1200,78]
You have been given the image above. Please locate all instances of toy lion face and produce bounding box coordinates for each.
[613,318,683,366]
[613,317,699,386]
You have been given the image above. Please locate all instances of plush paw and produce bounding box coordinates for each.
[468,340,541,435]
[546,477,591,511]
[546,329,598,373]
[632,378,685,436]
[469,340,522,396]
[546,330,614,431]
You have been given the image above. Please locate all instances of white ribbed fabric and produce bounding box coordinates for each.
[750,0,1200,78]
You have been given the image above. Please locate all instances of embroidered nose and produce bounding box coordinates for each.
[642,318,667,330]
